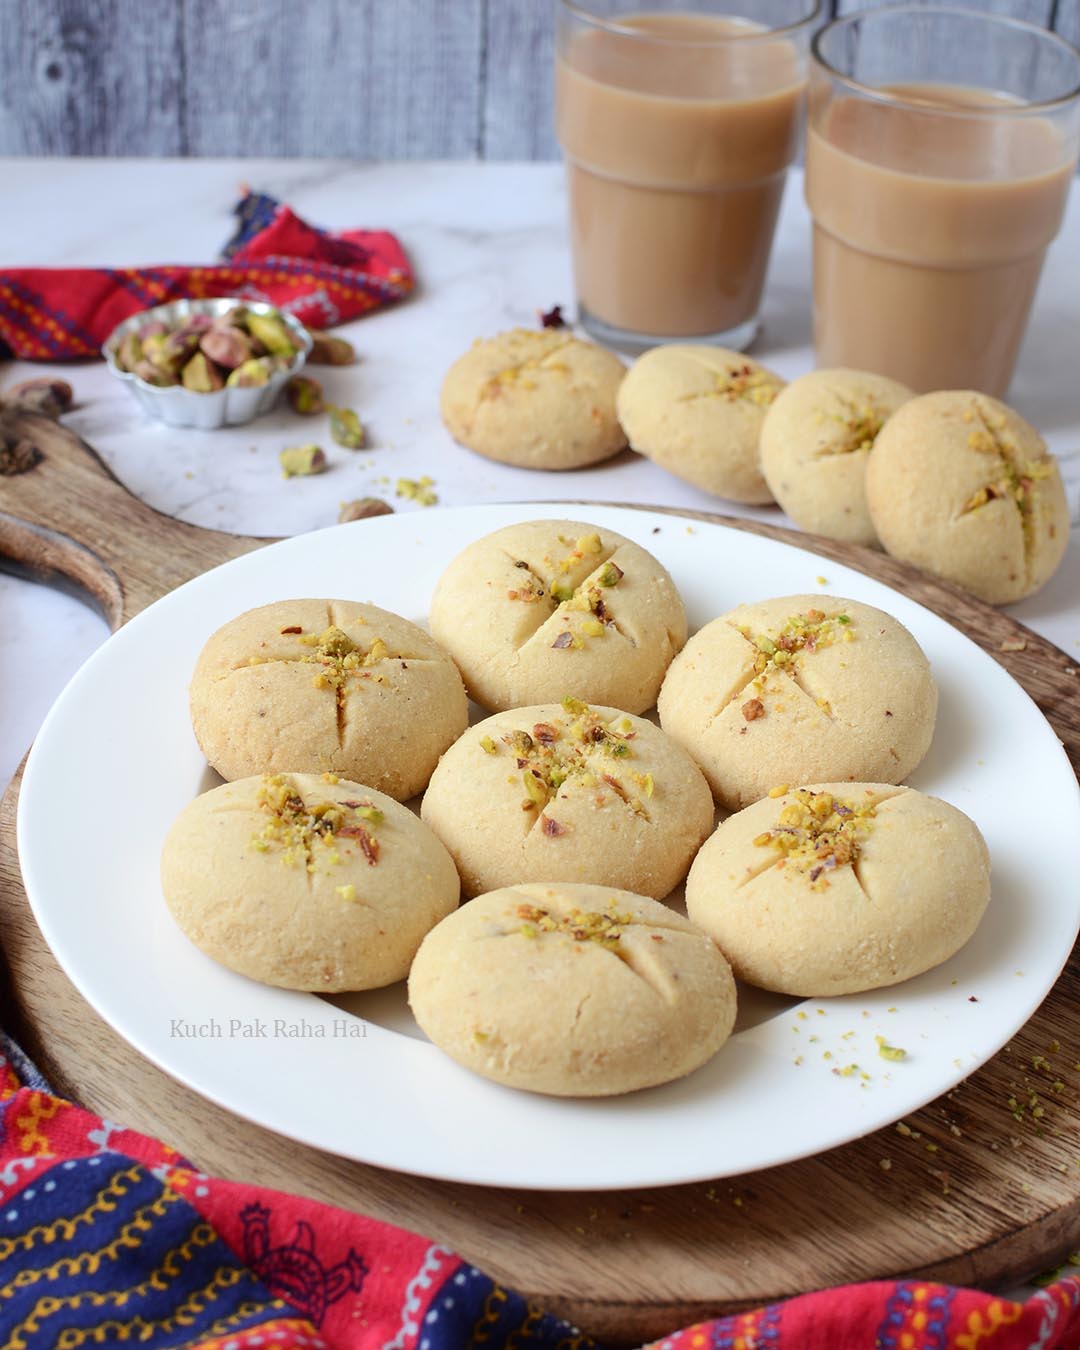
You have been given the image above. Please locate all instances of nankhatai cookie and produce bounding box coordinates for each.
[685,783,990,996]
[760,368,913,546]
[161,773,460,991]
[429,519,687,713]
[420,700,713,899]
[616,345,784,503]
[657,596,936,811]
[189,599,467,800]
[409,882,736,1096]
[866,391,1069,604]
[439,328,627,470]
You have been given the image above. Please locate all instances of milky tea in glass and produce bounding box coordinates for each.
[806,7,1080,397]
[555,1,820,351]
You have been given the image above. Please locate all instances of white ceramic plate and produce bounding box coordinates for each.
[18,504,1080,1190]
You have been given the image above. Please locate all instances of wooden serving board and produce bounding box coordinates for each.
[3,414,1080,1347]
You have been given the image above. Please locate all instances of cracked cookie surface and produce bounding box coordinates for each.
[189,598,468,800]
[616,344,784,503]
[408,882,736,1096]
[429,519,687,713]
[686,783,990,996]
[657,594,937,810]
[439,328,627,469]
[420,700,713,899]
[161,773,459,991]
[760,367,913,545]
[866,390,1069,604]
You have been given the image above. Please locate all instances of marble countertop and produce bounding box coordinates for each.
[2,157,1079,788]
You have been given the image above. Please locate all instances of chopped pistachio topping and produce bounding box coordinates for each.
[876,1036,907,1062]
[705,362,782,408]
[249,775,382,872]
[737,609,856,716]
[753,788,877,890]
[513,902,633,949]
[820,396,885,455]
[962,400,1057,548]
[395,475,438,506]
[505,700,650,817]
[504,533,626,649]
[336,884,357,902]
[295,625,391,691]
[480,332,574,398]
[548,560,626,649]
[480,735,498,755]
[962,456,1054,518]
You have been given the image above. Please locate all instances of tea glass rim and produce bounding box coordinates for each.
[811,3,1080,116]
[558,0,824,45]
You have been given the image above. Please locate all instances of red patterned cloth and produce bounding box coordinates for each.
[0,1037,1078,1349]
[0,190,413,361]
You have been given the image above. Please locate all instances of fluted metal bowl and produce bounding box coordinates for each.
[103,298,312,430]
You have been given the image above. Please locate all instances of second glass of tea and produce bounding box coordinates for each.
[806,5,1080,396]
[555,0,821,353]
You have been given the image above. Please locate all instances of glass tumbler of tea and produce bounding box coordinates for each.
[555,0,821,354]
[806,5,1080,397]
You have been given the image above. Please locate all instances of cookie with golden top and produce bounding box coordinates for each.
[161,773,460,991]
[439,328,627,470]
[420,699,714,900]
[866,391,1069,604]
[429,519,687,713]
[616,345,784,503]
[760,368,913,546]
[657,595,936,811]
[409,882,736,1096]
[685,783,990,997]
[189,599,468,801]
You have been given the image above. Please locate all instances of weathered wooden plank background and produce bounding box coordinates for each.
[0,0,1073,159]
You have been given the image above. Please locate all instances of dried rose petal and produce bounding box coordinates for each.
[539,305,566,329]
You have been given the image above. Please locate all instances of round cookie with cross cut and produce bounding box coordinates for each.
[657,596,937,812]
[866,390,1069,604]
[189,599,468,800]
[616,345,784,504]
[440,327,627,470]
[408,882,736,1096]
[759,368,913,546]
[161,773,460,991]
[429,519,688,714]
[420,699,713,900]
[685,783,990,997]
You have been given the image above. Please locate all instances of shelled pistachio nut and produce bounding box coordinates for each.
[280,444,327,477]
[287,375,324,415]
[329,406,365,448]
[182,352,225,393]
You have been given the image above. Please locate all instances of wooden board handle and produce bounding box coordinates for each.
[0,413,266,627]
